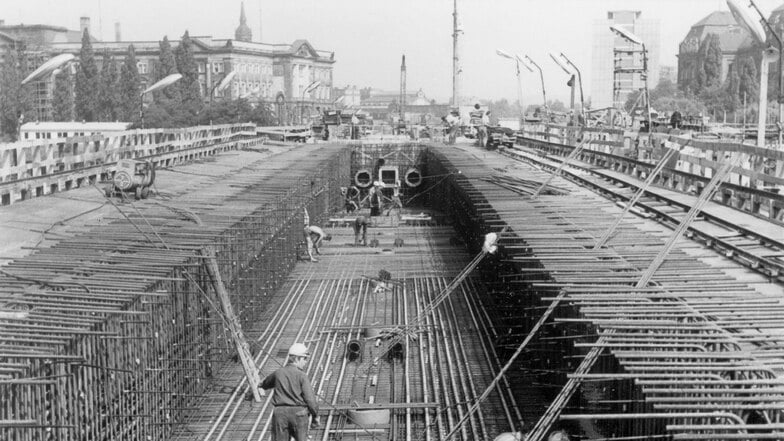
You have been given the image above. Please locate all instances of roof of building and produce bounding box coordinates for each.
[0,24,95,45]
[682,10,753,54]
[693,11,736,27]
[20,122,132,132]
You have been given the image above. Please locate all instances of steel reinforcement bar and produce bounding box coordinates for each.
[425,144,784,440]
[0,144,350,441]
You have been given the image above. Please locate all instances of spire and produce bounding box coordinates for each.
[235,2,253,42]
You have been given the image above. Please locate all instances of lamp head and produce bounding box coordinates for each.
[549,53,573,75]
[304,80,321,95]
[215,70,237,93]
[22,53,75,85]
[515,54,535,72]
[609,25,644,45]
[496,49,514,60]
[726,0,766,45]
[142,73,182,95]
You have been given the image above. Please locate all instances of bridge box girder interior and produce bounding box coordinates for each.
[424,148,665,440]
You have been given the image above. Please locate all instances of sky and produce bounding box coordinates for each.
[4,0,784,104]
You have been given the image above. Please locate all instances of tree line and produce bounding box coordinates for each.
[0,29,275,141]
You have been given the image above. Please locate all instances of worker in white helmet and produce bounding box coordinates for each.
[260,343,321,441]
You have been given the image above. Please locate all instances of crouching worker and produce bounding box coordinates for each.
[261,343,321,441]
[303,225,332,262]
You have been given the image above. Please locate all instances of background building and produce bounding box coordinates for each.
[360,88,447,124]
[677,11,752,91]
[591,10,661,109]
[0,5,335,124]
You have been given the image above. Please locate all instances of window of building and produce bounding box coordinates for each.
[198,63,205,73]
[137,61,148,74]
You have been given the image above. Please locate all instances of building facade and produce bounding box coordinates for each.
[590,10,661,109]
[359,88,446,124]
[1,6,335,125]
[677,11,752,92]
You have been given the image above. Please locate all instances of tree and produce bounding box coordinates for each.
[174,31,203,126]
[198,98,253,125]
[154,36,181,104]
[701,34,722,89]
[118,45,141,123]
[97,52,121,121]
[52,68,74,121]
[0,44,33,140]
[724,62,742,113]
[74,28,100,121]
[736,54,759,106]
[249,102,277,126]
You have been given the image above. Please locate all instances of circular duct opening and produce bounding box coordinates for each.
[355,169,372,188]
[346,339,363,361]
[404,168,422,188]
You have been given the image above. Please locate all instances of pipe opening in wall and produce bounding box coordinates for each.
[355,169,372,188]
[404,168,422,187]
[346,339,363,361]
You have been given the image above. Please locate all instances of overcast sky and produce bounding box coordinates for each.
[4,0,784,104]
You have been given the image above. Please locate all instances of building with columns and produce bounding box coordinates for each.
[1,3,335,124]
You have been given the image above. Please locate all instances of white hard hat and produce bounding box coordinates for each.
[494,432,523,441]
[288,343,310,357]
[482,232,499,254]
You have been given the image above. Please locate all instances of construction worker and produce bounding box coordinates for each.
[354,215,369,246]
[304,225,330,262]
[445,110,460,145]
[261,343,320,441]
[369,182,383,217]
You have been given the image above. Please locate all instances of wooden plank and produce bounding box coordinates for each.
[202,245,263,402]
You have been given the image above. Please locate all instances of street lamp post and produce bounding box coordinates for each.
[300,80,321,126]
[21,53,75,134]
[745,0,784,148]
[559,53,585,124]
[139,73,182,129]
[524,55,549,121]
[496,49,527,128]
[727,0,773,148]
[550,52,578,127]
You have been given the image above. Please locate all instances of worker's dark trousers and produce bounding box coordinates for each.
[271,406,309,441]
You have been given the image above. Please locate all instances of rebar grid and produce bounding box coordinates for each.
[426,145,784,441]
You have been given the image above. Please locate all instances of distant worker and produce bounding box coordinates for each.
[473,103,487,148]
[670,111,682,130]
[351,113,360,139]
[354,215,369,246]
[445,110,460,145]
[372,269,393,294]
[261,343,321,441]
[482,110,492,148]
[369,182,383,217]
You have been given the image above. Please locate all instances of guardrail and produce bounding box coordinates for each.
[0,123,262,205]
[516,132,784,222]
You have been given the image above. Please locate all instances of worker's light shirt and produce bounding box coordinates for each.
[261,364,319,417]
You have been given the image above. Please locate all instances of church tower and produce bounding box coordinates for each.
[235,2,253,42]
